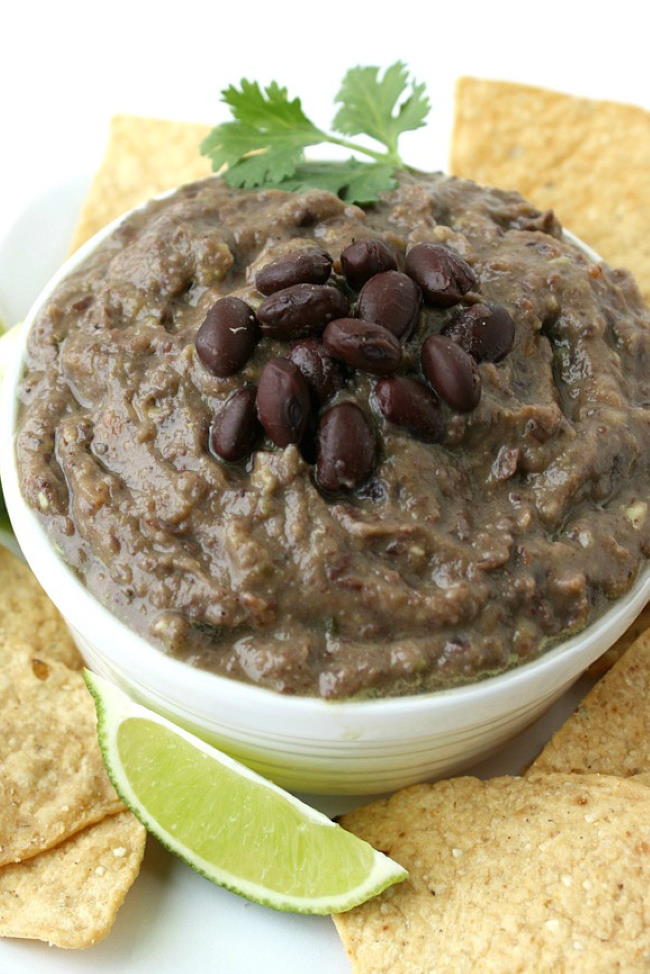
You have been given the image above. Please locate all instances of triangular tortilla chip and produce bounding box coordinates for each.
[0,811,145,948]
[529,630,650,778]
[0,648,123,866]
[69,115,212,251]
[335,774,650,973]
[451,78,650,305]
[0,547,82,670]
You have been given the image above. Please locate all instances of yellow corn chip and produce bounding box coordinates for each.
[451,78,650,305]
[335,774,650,974]
[0,811,145,948]
[69,114,212,251]
[0,647,123,866]
[0,547,81,670]
[529,630,650,778]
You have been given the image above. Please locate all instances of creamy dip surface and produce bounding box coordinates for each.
[16,173,650,698]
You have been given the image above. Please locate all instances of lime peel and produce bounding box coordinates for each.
[84,670,407,914]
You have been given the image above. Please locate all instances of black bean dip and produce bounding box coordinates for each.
[17,173,650,698]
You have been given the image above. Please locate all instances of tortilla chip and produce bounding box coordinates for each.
[528,630,650,778]
[0,547,82,670]
[450,78,650,305]
[334,774,650,973]
[587,603,650,677]
[0,647,124,866]
[0,810,145,948]
[69,114,212,252]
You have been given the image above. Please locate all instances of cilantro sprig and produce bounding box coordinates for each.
[200,62,430,205]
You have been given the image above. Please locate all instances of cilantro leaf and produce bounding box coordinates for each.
[200,63,430,205]
[270,160,397,204]
[222,80,319,134]
[338,162,397,204]
[200,80,324,186]
[333,62,430,157]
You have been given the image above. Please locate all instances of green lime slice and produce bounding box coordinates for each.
[85,671,407,913]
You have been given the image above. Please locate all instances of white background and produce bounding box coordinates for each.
[1,2,649,971]
[2,0,650,323]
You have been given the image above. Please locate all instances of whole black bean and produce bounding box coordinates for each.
[316,403,376,492]
[255,249,332,295]
[256,359,311,447]
[421,335,481,412]
[340,239,397,290]
[357,270,421,340]
[405,243,478,307]
[322,318,401,375]
[288,338,346,403]
[444,302,516,363]
[257,284,349,339]
[195,297,259,377]
[374,376,444,441]
[210,386,261,461]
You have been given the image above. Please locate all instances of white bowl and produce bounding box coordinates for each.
[1,204,648,795]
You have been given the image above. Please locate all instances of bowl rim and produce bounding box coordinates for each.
[1,189,648,719]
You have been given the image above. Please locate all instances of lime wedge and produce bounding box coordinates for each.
[85,671,407,913]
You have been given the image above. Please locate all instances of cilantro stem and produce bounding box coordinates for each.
[317,130,404,168]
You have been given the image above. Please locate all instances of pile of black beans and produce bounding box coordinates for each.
[194,239,515,493]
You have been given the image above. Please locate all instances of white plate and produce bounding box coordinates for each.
[0,171,624,974]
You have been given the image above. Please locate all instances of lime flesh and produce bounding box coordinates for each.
[85,671,407,913]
